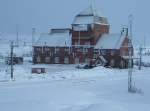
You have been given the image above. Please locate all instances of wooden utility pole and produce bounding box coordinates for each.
[139,46,142,70]
[10,41,14,80]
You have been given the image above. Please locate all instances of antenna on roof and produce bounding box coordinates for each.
[90,0,96,15]
[90,0,95,9]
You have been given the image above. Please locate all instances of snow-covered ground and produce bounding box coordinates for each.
[0,34,150,111]
[0,63,150,111]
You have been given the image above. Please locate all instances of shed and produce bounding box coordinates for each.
[31,65,48,74]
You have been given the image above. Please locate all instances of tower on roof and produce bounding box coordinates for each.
[72,5,108,25]
[72,6,110,46]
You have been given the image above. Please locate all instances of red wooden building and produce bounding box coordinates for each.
[33,6,132,68]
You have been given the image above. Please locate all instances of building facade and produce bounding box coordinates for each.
[33,6,132,68]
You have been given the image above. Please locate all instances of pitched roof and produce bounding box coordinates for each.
[72,6,108,25]
[78,5,104,17]
[34,29,71,47]
[73,16,94,25]
[95,33,126,49]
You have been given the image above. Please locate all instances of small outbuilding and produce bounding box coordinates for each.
[31,65,48,74]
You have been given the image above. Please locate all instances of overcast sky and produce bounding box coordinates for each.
[0,0,149,45]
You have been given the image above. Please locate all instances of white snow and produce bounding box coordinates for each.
[95,33,126,49]
[0,63,150,111]
[77,5,104,18]
[35,30,71,47]
[0,33,34,57]
[72,6,108,25]
[73,16,94,25]
[0,34,150,111]
[0,44,32,57]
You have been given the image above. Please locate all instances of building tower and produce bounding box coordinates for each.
[71,5,109,46]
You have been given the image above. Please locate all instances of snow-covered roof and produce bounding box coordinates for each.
[95,33,126,49]
[73,16,94,25]
[72,6,108,25]
[34,29,71,47]
[78,5,104,17]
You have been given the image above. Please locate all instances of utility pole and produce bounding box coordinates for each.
[139,46,142,70]
[16,25,19,47]
[128,14,133,92]
[144,36,146,48]
[32,28,36,46]
[78,26,80,46]
[23,38,26,46]
[10,41,14,80]
[78,25,81,64]
[32,28,36,63]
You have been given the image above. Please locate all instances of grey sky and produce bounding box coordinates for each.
[0,0,149,45]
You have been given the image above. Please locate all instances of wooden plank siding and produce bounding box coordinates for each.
[33,46,129,68]
[33,19,130,68]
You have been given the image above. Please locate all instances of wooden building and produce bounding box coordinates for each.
[33,6,132,68]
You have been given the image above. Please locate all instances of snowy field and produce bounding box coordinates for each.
[0,64,150,111]
[0,34,150,111]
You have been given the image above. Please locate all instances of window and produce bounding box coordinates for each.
[120,60,124,68]
[101,50,106,55]
[75,42,78,46]
[41,47,44,54]
[36,48,41,51]
[45,47,50,51]
[72,52,75,58]
[111,50,116,56]
[64,57,69,64]
[110,59,115,67]
[94,49,98,53]
[94,17,108,24]
[56,48,59,51]
[85,42,90,46]
[123,42,128,47]
[45,57,50,63]
[75,57,79,64]
[80,48,83,52]
[93,53,98,59]
[65,48,69,52]
[73,25,88,31]
[85,58,90,63]
[121,50,128,56]
[55,57,59,63]
[37,56,41,63]
[76,48,82,52]
[49,52,52,56]
[87,24,92,31]
[83,48,88,54]
[55,48,60,54]
[68,47,72,54]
